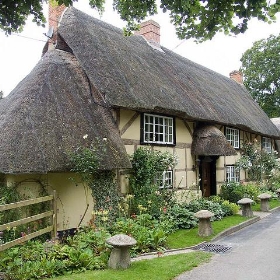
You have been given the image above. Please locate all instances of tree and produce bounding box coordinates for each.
[240,34,280,118]
[1,0,280,41]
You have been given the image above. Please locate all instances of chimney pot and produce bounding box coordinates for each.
[48,3,66,47]
[230,70,243,84]
[135,20,160,45]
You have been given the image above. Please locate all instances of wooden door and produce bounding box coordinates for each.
[201,161,211,197]
[199,156,217,197]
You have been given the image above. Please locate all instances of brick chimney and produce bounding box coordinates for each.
[229,70,243,84]
[48,3,66,48]
[135,20,160,46]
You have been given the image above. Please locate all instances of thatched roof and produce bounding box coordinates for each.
[191,124,237,156]
[271,118,280,130]
[57,7,280,138]
[0,50,131,174]
[1,6,279,174]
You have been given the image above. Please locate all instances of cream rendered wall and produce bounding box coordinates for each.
[5,173,94,231]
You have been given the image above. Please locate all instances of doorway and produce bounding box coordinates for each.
[198,156,218,197]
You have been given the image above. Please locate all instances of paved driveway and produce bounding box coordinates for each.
[175,208,280,280]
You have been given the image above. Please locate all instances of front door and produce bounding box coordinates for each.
[199,156,217,197]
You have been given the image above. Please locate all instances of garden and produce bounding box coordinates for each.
[1,141,280,280]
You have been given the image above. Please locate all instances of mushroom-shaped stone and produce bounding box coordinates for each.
[238,198,254,217]
[276,188,280,199]
[257,193,272,212]
[106,234,137,269]
[194,210,215,237]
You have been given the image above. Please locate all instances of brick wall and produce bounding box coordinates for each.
[229,70,243,84]
[135,20,160,45]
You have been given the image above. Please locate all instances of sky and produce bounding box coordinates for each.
[0,1,280,97]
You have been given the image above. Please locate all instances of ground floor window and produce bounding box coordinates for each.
[157,170,173,188]
[262,137,272,153]
[226,165,239,182]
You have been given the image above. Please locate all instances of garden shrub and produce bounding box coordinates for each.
[186,198,225,220]
[163,204,198,230]
[208,196,239,216]
[220,182,262,203]
[236,140,279,182]
[266,172,280,192]
[0,228,111,280]
[110,213,169,254]
[129,147,177,218]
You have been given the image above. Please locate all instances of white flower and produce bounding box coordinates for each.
[83,134,88,139]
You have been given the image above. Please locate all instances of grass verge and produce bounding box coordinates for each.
[53,251,212,280]
[166,215,249,249]
[251,198,280,211]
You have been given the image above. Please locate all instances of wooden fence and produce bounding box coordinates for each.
[0,190,57,251]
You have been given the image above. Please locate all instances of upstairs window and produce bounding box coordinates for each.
[225,127,240,149]
[142,113,175,145]
[226,165,240,183]
[262,137,272,153]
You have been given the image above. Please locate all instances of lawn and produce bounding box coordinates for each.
[52,214,250,280]
[166,215,249,249]
[251,198,280,211]
[53,252,212,280]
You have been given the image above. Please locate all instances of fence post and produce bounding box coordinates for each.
[52,190,57,240]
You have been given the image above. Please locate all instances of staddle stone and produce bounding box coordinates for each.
[106,234,136,269]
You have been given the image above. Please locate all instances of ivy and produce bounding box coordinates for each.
[70,138,119,221]
[129,147,178,218]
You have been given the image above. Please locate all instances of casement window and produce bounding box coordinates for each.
[142,113,175,145]
[225,127,240,149]
[157,170,173,189]
[262,137,272,153]
[226,165,240,183]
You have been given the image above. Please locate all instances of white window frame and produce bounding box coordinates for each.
[226,165,240,183]
[225,127,240,149]
[157,170,173,189]
[262,137,272,153]
[143,113,174,145]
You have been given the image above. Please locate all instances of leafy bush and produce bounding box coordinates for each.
[129,147,177,218]
[163,204,198,230]
[186,198,225,220]
[0,228,111,280]
[209,196,239,216]
[220,182,262,203]
[110,214,169,254]
[266,172,280,192]
[236,140,279,182]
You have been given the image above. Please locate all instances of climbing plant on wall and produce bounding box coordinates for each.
[129,147,178,218]
[236,140,279,182]
[70,138,119,219]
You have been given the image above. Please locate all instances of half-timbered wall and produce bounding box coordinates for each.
[118,108,272,198]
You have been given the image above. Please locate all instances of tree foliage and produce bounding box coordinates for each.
[1,0,280,41]
[240,34,280,117]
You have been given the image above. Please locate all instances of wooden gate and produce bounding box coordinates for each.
[0,190,57,251]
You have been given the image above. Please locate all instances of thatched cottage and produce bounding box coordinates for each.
[1,5,279,231]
